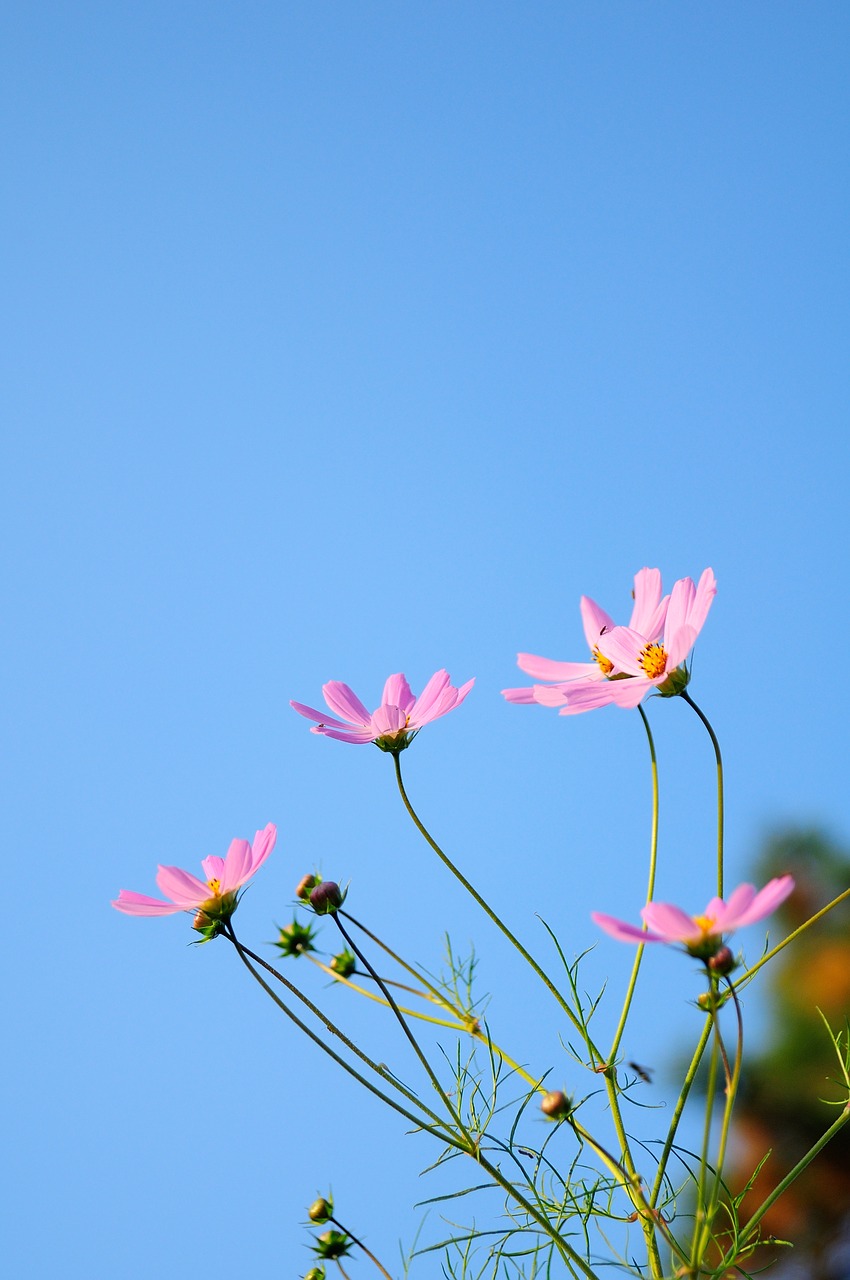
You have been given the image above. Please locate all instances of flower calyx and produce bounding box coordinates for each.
[275,919,317,958]
[309,880,346,915]
[313,1229,351,1260]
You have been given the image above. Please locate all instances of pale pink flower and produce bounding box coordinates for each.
[112,824,277,923]
[291,670,474,751]
[592,876,794,959]
[501,567,668,709]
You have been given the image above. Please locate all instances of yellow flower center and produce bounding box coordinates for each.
[639,643,668,680]
[206,877,221,896]
[692,914,716,936]
[592,645,614,676]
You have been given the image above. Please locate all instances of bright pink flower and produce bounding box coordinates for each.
[592,876,794,959]
[112,824,277,924]
[502,567,668,709]
[291,670,474,752]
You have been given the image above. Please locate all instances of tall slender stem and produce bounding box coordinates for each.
[681,691,724,898]
[650,1014,713,1210]
[608,704,660,1063]
[329,1215,394,1280]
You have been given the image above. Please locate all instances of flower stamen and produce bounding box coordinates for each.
[639,643,668,680]
[592,645,614,676]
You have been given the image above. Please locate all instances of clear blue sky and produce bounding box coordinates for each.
[3,4,849,1276]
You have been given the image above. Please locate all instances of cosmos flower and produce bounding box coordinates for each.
[591,876,795,959]
[291,670,473,751]
[111,824,277,924]
[501,567,668,708]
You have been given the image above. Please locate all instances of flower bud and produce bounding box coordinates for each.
[540,1089,572,1120]
[303,1269,326,1280]
[330,948,356,978]
[314,1229,351,1260]
[708,945,736,976]
[310,880,344,915]
[275,920,317,958]
[296,873,320,901]
[308,1196,332,1224]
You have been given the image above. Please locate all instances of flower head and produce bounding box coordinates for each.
[111,824,277,927]
[291,669,474,752]
[502,567,668,709]
[592,876,794,960]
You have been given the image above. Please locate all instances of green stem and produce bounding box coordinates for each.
[333,915,470,1136]
[341,909,467,1014]
[733,884,850,992]
[223,924,465,1151]
[693,979,744,1271]
[393,754,656,1276]
[393,754,588,1045]
[650,1014,713,1210]
[608,704,660,1063]
[329,1215,394,1280]
[718,1105,850,1273]
[690,980,722,1270]
[681,691,724,898]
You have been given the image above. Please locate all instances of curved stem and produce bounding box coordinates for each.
[608,704,660,1063]
[393,754,589,1045]
[681,691,724,898]
[393,755,656,1275]
[223,924,464,1150]
[332,915,470,1136]
[329,1215,393,1279]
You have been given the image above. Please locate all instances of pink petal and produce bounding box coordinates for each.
[155,865,210,906]
[664,623,697,671]
[628,568,663,634]
[220,838,253,892]
[315,725,377,744]
[603,678,652,708]
[686,567,717,635]
[516,654,597,681]
[594,627,647,677]
[250,823,277,873]
[557,681,624,714]
[663,577,695,650]
[371,704,408,736]
[592,912,664,944]
[580,596,616,650]
[502,686,541,704]
[707,884,755,931]
[291,700,356,731]
[641,902,701,943]
[201,854,226,883]
[112,890,184,916]
[534,684,572,707]
[408,670,451,722]
[382,673,414,712]
[727,876,794,929]
[322,681,372,726]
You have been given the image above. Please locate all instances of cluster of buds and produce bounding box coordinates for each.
[295,873,348,914]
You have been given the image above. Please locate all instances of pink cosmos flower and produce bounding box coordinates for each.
[592,876,794,959]
[501,567,668,710]
[112,824,277,925]
[291,670,474,752]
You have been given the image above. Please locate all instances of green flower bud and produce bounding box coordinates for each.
[275,919,317,958]
[313,1229,351,1260]
[308,1196,332,1224]
[330,948,356,978]
[303,1269,326,1280]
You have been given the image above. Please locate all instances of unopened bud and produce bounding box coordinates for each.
[708,945,736,976]
[310,880,344,915]
[308,1197,332,1224]
[275,920,316,958]
[296,874,320,901]
[540,1089,572,1120]
[303,1269,326,1280]
[330,949,356,978]
[314,1229,351,1260]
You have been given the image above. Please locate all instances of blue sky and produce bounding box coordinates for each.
[3,4,850,1276]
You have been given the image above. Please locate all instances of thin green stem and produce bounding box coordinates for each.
[341,909,460,1011]
[223,924,465,1151]
[690,981,722,1270]
[393,754,589,1044]
[650,1014,713,1209]
[305,952,469,1032]
[608,704,660,1063]
[733,884,850,992]
[681,691,724,898]
[333,915,469,1135]
[718,1105,850,1273]
[693,980,744,1271]
[393,755,658,1276]
[329,1215,393,1280]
